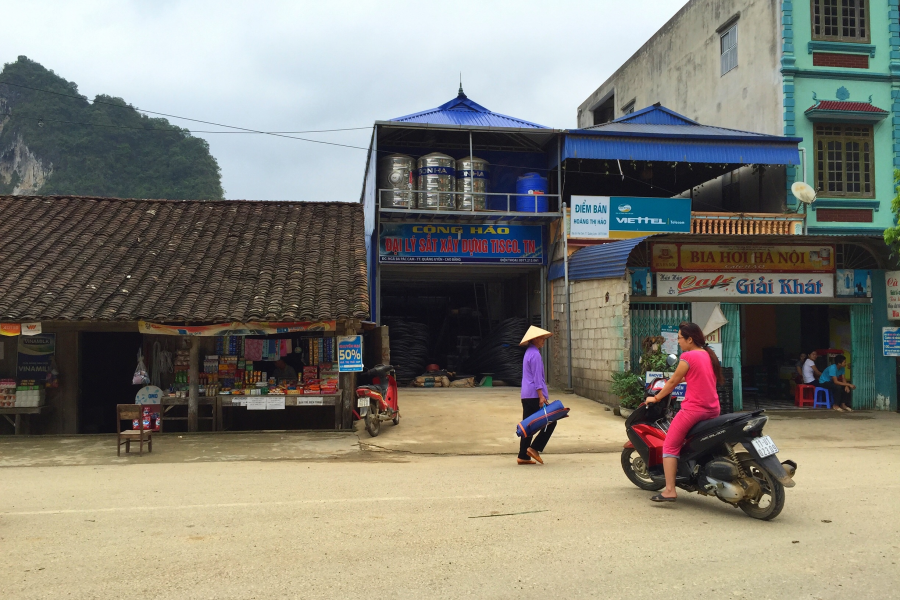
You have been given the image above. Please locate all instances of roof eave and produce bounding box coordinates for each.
[804,109,888,124]
[375,121,559,134]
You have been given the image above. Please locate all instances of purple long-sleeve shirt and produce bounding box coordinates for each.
[521,344,549,400]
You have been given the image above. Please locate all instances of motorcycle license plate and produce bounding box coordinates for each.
[751,435,778,458]
[357,397,370,408]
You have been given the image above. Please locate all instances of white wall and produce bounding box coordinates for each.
[576,0,782,135]
[550,276,631,405]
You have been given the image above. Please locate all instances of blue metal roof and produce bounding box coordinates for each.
[548,237,649,282]
[557,105,801,166]
[390,89,549,129]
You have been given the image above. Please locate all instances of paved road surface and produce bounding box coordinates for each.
[1,393,898,599]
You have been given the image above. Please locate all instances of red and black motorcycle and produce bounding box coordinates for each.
[621,360,798,521]
[355,364,399,437]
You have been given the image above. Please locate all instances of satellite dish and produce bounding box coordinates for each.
[791,181,817,205]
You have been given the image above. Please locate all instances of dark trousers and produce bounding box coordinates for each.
[518,397,556,459]
[823,381,852,407]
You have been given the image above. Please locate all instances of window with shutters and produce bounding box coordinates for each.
[814,124,874,198]
[811,0,869,42]
[720,25,738,75]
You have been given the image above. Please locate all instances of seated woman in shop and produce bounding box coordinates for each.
[273,359,298,383]
[818,355,855,413]
[801,350,821,385]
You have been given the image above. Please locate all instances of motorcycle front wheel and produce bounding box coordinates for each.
[364,400,381,437]
[621,448,664,491]
[738,459,785,521]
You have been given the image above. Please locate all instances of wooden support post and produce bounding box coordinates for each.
[188,337,199,432]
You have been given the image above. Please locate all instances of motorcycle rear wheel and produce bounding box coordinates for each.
[392,411,400,426]
[365,401,381,437]
[737,459,785,521]
[621,448,664,491]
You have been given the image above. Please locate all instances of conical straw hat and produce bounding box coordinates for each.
[520,326,552,346]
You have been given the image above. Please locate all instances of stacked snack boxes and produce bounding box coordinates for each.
[218,356,238,389]
[132,405,161,432]
[319,363,339,395]
[0,379,17,407]
[15,382,45,407]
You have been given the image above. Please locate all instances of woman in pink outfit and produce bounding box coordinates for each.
[644,322,722,502]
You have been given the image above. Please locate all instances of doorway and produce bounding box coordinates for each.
[79,332,143,433]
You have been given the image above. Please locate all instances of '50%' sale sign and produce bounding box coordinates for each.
[338,335,364,372]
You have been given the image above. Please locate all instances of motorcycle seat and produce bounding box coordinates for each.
[687,412,753,436]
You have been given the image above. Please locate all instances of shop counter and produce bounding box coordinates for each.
[159,396,218,432]
[218,392,343,430]
[0,405,50,435]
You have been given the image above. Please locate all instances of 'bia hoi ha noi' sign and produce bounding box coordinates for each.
[379,223,544,264]
[651,243,835,273]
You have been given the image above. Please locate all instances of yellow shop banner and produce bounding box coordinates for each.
[651,243,835,273]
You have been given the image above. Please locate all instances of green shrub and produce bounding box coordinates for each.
[611,371,645,409]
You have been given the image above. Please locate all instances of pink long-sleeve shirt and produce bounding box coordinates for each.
[521,344,549,400]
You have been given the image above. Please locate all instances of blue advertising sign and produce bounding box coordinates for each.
[569,196,692,239]
[338,335,364,372]
[379,223,544,264]
[884,328,900,357]
[17,333,56,382]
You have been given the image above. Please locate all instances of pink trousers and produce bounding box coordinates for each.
[662,406,720,458]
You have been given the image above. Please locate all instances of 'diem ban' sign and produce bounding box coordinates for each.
[338,335,364,372]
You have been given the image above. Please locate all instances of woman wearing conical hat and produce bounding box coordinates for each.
[518,326,554,465]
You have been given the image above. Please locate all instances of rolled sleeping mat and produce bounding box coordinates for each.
[516,400,570,438]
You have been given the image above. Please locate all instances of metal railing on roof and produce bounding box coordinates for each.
[377,189,561,216]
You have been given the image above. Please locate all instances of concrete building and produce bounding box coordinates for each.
[577,0,899,235]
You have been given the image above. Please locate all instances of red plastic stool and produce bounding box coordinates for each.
[795,384,815,407]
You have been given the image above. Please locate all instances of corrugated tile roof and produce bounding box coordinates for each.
[391,89,548,129]
[0,196,369,322]
[805,101,888,113]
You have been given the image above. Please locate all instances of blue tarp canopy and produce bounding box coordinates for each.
[548,237,649,282]
[551,105,801,168]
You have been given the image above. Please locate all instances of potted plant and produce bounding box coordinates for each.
[610,371,645,417]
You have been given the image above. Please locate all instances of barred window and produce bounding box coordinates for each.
[812,0,868,42]
[815,124,874,198]
[720,25,738,75]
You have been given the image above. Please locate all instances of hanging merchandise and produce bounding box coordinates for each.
[132,349,150,386]
[151,341,173,388]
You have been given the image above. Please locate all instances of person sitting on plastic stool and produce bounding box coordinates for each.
[818,355,855,412]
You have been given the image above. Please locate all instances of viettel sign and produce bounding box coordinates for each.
[656,272,834,298]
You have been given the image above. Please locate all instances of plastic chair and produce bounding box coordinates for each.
[795,384,815,407]
[813,387,832,409]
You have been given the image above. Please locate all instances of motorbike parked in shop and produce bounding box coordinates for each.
[355,364,399,437]
[621,355,798,521]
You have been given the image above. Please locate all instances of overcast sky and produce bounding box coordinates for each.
[3,0,686,201]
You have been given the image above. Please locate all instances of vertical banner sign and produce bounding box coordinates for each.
[338,335,364,372]
[886,272,900,320]
[17,333,56,382]
[883,327,900,356]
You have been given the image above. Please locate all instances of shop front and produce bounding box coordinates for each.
[0,196,370,435]
[639,239,886,410]
[361,89,563,387]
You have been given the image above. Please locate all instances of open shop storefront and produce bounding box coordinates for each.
[376,219,556,388]
[634,239,887,410]
[137,321,363,433]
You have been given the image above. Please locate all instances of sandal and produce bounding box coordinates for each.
[650,494,676,503]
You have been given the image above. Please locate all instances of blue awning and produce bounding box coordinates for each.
[552,105,801,167]
[548,237,649,282]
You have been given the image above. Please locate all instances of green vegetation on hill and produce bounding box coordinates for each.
[0,56,224,199]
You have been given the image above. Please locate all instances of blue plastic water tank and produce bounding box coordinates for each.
[516,173,549,212]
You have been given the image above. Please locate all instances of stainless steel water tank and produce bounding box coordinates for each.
[379,154,416,208]
[455,156,490,210]
[416,153,455,209]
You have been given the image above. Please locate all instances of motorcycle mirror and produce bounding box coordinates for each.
[666,354,679,368]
